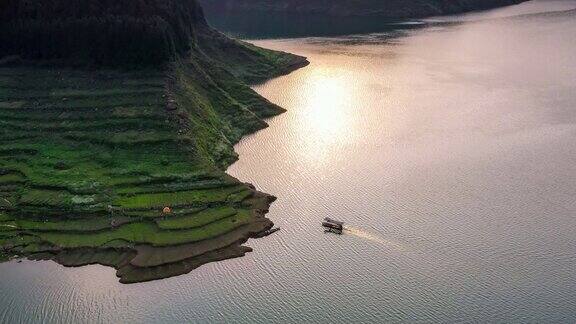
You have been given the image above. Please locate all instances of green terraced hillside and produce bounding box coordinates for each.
[0,0,308,283]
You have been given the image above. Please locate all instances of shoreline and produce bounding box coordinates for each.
[200,0,528,18]
[0,52,308,284]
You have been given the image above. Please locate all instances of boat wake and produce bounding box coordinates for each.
[343,226,405,251]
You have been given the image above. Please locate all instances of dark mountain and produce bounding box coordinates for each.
[0,0,207,67]
[0,0,307,72]
[199,0,527,18]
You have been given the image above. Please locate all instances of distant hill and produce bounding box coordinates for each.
[199,0,527,18]
[0,0,307,73]
[0,0,208,67]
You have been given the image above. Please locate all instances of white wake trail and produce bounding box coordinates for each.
[343,226,406,251]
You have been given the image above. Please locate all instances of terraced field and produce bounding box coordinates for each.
[0,53,301,282]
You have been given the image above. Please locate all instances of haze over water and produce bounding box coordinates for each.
[1,0,576,322]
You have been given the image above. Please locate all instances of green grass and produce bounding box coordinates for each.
[0,64,275,256]
[0,173,24,184]
[0,212,14,222]
[114,186,247,209]
[123,206,207,219]
[0,221,18,231]
[15,216,133,232]
[1,234,42,249]
[197,33,307,84]
[156,206,237,230]
[20,189,98,207]
[227,190,254,203]
[0,33,304,281]
[37,210,252,248]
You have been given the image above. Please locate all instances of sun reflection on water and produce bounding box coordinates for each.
[292,66,357,165]
[302,70,351,137]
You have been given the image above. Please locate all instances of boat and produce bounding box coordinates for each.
[324,217,344,226]
[322,217,344,234]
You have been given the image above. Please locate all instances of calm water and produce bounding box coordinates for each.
[202,9,419,39]
[2,1,576,322]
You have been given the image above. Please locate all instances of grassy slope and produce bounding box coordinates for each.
[0,0,308,282]
[0,43,306,282]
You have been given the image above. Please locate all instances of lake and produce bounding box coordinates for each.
[2,0,576,322]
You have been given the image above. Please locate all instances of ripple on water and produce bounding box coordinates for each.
[2,1,576,322]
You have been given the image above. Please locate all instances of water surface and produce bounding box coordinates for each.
[1,0,576,322]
